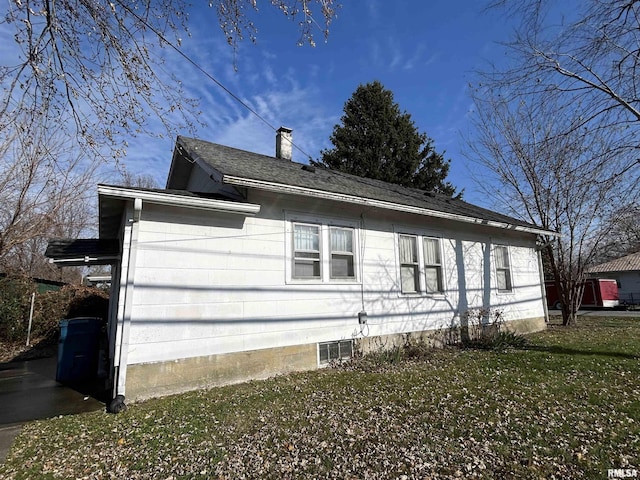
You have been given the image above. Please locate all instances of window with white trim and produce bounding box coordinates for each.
[397,232,446,295]
[319,340,353,364]
[286,215,360,284]
[330,227,355,279]
[423,237,443,293]
[399,235,420,293]
[495,245,513,292]
[293,223,321,279]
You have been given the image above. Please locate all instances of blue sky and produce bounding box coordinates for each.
[117,1,521,206]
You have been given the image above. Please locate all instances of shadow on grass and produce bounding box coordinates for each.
[523,344,639,360]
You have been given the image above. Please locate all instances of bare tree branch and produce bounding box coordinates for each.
[1,0,339,160]
[466,85,639,325]
[472,0,640,324]
[0,117,97,276]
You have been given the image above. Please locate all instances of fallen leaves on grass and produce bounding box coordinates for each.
[1,317,639,479]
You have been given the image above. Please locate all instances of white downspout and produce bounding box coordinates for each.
[112,198,142,408]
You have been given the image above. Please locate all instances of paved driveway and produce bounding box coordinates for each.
[0,356,105,463]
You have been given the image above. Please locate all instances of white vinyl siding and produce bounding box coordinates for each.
[330,227,355,279]
[399,235,420,293]
[495,245,513,292]
[122,193,547,378]
[293,223,321,279]
[423,237,443,293]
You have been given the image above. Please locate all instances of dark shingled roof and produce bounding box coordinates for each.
[177,136,550,234]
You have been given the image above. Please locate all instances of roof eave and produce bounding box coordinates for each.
[97,185,261,216]
[223,175,559,237]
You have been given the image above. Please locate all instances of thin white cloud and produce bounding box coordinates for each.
[403,47,420,70]
[209,82,337,163]
[387,39,403,70]
[367,0,381,23]
[116,21,338,172]
[404,47,439,71]
[367,37,435,73]
[369,40,382,69]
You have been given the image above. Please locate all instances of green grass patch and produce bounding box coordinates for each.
[1,316,639,479]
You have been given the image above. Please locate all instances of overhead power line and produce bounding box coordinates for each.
[113,0,314,162]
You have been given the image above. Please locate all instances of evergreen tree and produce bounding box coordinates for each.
[317,81,458,196]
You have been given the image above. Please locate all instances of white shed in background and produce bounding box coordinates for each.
[589,252,640,306]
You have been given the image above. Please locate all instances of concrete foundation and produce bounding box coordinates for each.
[124,317,546,402]
[502,316,546,334]
[356,316,545,354]
[126,343,318,401]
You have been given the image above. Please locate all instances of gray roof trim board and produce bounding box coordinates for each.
[175,136,557,237]
[589,251,640,273]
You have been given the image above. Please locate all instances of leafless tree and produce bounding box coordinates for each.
[593,203,640,263]
[467,88,639,326]
[470,0,640,325]
[486,0,640,176]
[118,171,160,189]
[1,0,338,160]
[0,1,337,279]
[0,118,96,280]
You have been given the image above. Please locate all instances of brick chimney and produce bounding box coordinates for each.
[275,126,293,161]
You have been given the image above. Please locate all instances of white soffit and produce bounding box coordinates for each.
[98,185,261,216]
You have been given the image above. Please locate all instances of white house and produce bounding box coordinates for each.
[47,128,556,411]
[589,251,640,306]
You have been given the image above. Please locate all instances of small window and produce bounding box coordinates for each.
[319,340,353,364]
[495,245,512,292]
[293,223,321,278]
[423,237,443,293]
[330,227,355,278]
[399,235,419,293]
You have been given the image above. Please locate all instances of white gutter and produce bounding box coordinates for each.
[222,176,558,237]
[98,185,260,216]
[114,198,142,403]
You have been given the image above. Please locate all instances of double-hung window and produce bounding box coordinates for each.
[293,223,321,279]
[399,235,420,293]
[288,217,359,283]
[330,227,355,279]
[423,237,443,293]
[495,245,512,292]
[397,233,446,295]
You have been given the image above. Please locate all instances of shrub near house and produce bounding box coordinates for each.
[0,275,108,357]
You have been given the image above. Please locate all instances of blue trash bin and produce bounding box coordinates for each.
[56,317,103,383]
